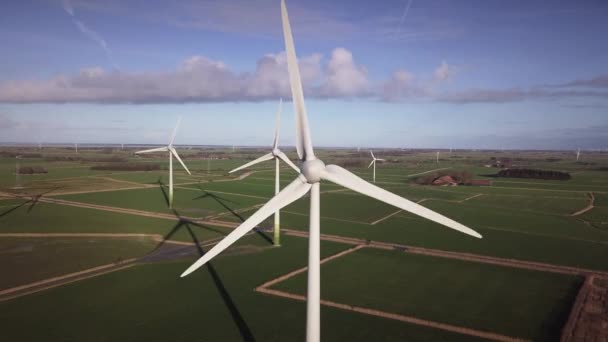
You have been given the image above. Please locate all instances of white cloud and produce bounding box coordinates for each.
[319,48,370,97]
[433,60,452,81]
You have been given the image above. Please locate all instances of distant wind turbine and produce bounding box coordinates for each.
[75,143,78,153]
[228,99,299,246]
[180,2,482,342]
[368,151,385,183]
[135,118,191,209]
[576,148,581,161]
[436,151,440,164]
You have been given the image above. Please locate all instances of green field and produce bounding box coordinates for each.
[0,237,158,290]
[0,236,487,342]
[1,147,607,341]
[272,248,582,341]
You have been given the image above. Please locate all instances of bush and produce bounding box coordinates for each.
[18,166,48,174]
[414,170,473,185]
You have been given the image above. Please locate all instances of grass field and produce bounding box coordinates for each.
[0,236,486,342]
[1,147,607,341]
[0,237,158,290]
[272,248,583,341]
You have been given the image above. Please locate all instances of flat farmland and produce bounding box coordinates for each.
[0,236,158,290]
[271,247,583,341]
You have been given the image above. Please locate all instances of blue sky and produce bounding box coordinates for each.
[0,0,607,149]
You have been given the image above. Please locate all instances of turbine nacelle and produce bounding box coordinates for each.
[301,159,325,184]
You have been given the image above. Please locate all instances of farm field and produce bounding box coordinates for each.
[0,236,158,290]
[0,146,607,341]
[271,247,582,341]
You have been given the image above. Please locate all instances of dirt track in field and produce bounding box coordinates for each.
[282,229,608,277]
[571,192,595,216]
[0,234,227,302]
[256,245,530,342]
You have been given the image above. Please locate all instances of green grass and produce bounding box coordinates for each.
[0,202,226,243]
[55,186,263,218]
[0,236,483,342]
[272,248,582,341]
[0,237,157,290]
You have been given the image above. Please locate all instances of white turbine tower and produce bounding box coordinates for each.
[368,151,385,183]
[436,151,440,164]
[576,148,581,161]
[228,99,300,246]
[135,118,191,209]
[180,2,482,342]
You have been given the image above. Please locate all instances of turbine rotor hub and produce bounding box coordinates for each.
[301,159,325,184]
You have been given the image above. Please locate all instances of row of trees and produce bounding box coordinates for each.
[17,166,48,174]
[495,168,571,180]
[90,163,161,171]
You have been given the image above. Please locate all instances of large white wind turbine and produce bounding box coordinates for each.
[228,99,300,246]
[135,118,191,209]
[180,2,482,342]
[368,151,385,183]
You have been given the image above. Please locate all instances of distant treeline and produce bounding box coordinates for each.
[90,163,161,171]
[0,151,42,158]
[18,166,48,174]
[495,168,571,180]
[45,156,128,162]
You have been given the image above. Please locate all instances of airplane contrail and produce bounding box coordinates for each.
[396,0,414,35]
[62,0,117,69]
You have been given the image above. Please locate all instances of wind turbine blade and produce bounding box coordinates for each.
[321,165,482,238]
[181,176,312,277]
[276,150,300,173]
[281,0,314,161]
[170,147,191,175]
[169,117,182,147]
[370,151,375,159]
[368,160,375,168]
[272,99,283,150]
[229,153,274,174]
[377,158,386,162]
[135,147,169,154]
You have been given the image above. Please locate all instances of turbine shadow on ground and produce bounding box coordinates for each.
[149,206,255,342]
[193,187,274,245]
[0,187,62,217]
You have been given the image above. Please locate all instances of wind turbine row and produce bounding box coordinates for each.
[228,99,300,246]
[180,2,482,342]
[135,118,191,209]
[368,151,385,183]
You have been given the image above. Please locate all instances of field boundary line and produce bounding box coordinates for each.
[282,229,608,277]
[459,193,483,203]
[0,259,137,301]
[174,186,269,200]
[256,245,364,290]
[571,192,594,216]
[370,209,402,225]
[282,210,371,225]
[257,287,529,342]
[256,244,529,342]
